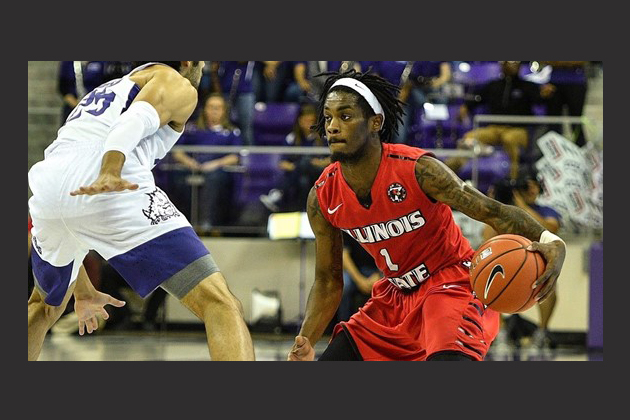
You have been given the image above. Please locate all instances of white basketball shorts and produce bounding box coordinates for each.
[28,142,219,306]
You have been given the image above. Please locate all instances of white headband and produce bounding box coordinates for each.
[330,78,385,129]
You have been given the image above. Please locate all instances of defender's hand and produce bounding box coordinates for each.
[74,291,126,336]
[528,240,566,303]
[287,336,315,361]
[70,173,139,196]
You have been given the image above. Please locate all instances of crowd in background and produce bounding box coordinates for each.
[46,60,603,340]
[54,60,603,236]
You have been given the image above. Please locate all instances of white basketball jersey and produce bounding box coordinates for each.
[47,62,182,170]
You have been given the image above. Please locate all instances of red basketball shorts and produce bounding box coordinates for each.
[332,261,500,361]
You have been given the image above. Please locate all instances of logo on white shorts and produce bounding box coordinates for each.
[32,236,42,255]
[142,188,181,225]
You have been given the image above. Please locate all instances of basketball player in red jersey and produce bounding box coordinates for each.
[287,70,566,361]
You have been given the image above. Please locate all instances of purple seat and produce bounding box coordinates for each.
[253,102,300,145]
[237,153,282,204]
[409,104,470,149]
[532,104,547,116]
[458,149,511,194]
[452,62,502,88]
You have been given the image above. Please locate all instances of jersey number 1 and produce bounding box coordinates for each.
[379,248,399,271]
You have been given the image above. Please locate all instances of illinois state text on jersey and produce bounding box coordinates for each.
[315,143,474,290]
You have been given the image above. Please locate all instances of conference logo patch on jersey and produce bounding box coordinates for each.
[387,183,407,203]
[142,188,181,225]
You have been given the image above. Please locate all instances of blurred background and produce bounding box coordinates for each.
[28,61,603,361]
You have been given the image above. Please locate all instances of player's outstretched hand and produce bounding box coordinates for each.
[527,240,566,303]
[70,173,139,196]
[287,336,315,361]
[74,291,126,336]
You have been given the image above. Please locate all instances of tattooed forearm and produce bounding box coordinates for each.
[415,157,545,242]
[491,204,546,242]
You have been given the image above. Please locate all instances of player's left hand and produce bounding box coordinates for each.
[527,240,566,303]
[74,291,126,336]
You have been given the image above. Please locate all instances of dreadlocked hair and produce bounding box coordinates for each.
[312,69,406,143]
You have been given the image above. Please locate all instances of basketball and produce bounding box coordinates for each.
[470,234,546,313]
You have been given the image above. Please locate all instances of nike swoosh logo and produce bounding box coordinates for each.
[327,203,343,214]
[443,284,461,289]
[484,264,505,300]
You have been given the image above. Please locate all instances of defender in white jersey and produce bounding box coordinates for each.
[28,61,255,361]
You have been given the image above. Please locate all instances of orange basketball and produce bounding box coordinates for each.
[469,234,546,313]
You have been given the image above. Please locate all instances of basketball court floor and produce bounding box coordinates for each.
[37,330,602,361]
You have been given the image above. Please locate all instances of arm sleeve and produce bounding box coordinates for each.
[103,101,161,159]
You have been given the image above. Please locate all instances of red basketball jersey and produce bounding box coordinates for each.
[315,143,474,290]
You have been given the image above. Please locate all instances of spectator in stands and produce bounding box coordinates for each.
[172,93,243,232]
[338,232,381,322]
[389,61,452,144]
[446,61,556,180]
[539,61,589,147]
[103,61,134,81]
[210,61,256,145]
[482,167,562,350]
[58,61,134,125]
[58,61,107,123]
[253,61,291,103]
[260,103,329,212]
[286,61,366,104]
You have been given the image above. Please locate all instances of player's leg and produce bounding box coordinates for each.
[103,227,255,361]
[84,186,254,360]
[421,281,498,361]
[500,127,528,179]
[534,290,557,348]
[445,126,501,173]
[462,126,503,148]
[173,272,254,361]
[28,281,76,361]
[28,217,88,360]
[538,290,556,331]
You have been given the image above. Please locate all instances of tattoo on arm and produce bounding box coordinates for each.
[415,156,545,242]
[306,186,323,221]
